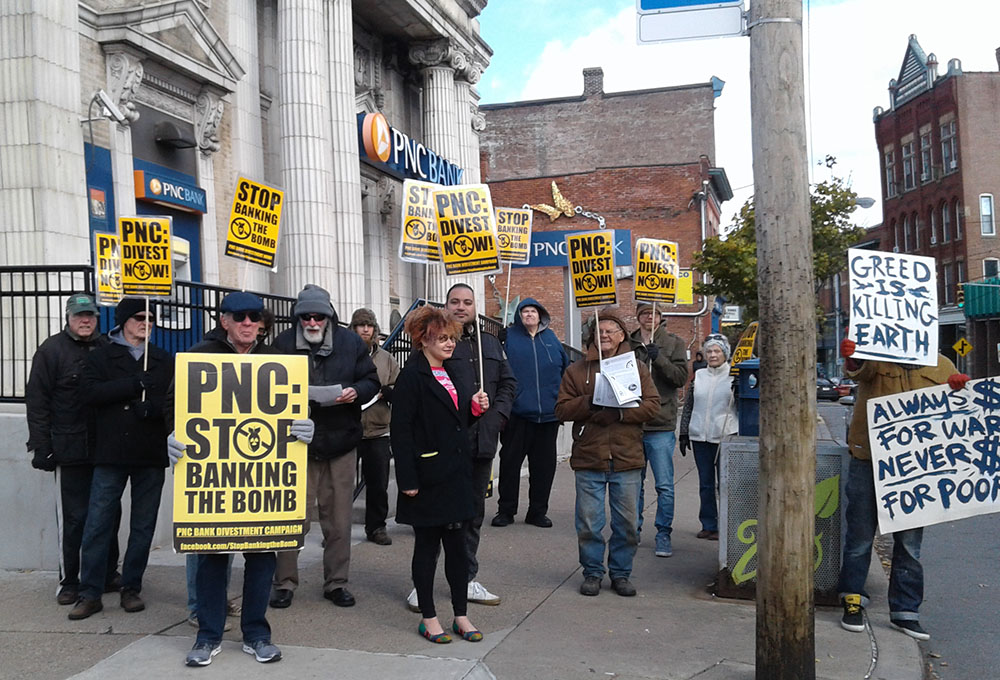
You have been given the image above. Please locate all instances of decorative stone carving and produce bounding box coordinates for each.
[409,39,451,69]
[106,51,144,124]
[471,109,486,132]
[377,176,395,216]
[195,90,224,156]
[354,44,370,89]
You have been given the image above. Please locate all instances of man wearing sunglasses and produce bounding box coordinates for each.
[270,284,379,610]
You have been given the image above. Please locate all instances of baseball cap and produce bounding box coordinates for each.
[66,292,98,316]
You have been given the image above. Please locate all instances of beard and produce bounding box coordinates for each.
[303,326,326,344]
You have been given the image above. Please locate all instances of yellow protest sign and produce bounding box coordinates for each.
[676,269,694,305]
[173,354,309,553]
[400,179,441,263]
[118,216,172,297]
[226,177,284,267]
[634,238,678,304]
[93,231,122,306]
[567,231,617,308]
[495,207,532,264]
[730,321,758,375]
[434,184,502,276]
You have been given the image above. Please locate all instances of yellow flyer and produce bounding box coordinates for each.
[434,183,502,276]
[495,206,532,264]
[566,231,617,308]
[676,269,694,305]
[634,238,678,304]
[225,177,284,268]
[118,216,172,297]
[93,231,122,306]
[400,179,441,263]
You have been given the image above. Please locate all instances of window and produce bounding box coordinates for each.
[891,219,899,251]
[985,258,1000,279]
[943,263,954,305]
[929,207,937,244]
[954,200,963,240]
[902,141,916,191]
[913,213,921,250]
[903,215,911,251]
[957,260,966,285]
[941,202,951,243]
[884,150,897,198]
[920,132,933,182]
[981,194,995,236]
[941,121,958,172]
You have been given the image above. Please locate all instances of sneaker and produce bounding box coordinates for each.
[187,611,232,632]
[840,594,865,632]
[654,536,673,558]
[467,580,501,605]
[891,619,930,641]
[579,576,601,596]
[185,641,221,667]
[226,599,242,616]
[243,639,282,663]
[68,597,103,620]
[611,578,637,597]
[368,527,392,545]
[120,589,145,613]
[406,588,420,613]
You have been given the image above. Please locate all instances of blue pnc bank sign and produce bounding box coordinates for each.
[515,229,632,269]
[358,112,464,186]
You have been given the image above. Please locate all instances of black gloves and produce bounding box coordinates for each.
[135,370,156,393]
[31,448,56,472]
[679,435,690,456]
[590,408,620,426]
[498,327,508,344]
[380,385,394,402]
[645,343,659,362]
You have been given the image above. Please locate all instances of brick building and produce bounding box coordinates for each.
[873,35,1000,376]
[479,67,732,354]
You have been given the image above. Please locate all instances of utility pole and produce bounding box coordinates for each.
[748,1,816,678]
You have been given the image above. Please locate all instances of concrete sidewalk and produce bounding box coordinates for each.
[0,423,923,680]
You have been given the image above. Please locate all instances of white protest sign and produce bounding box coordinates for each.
[867,377,1000,534]
[847,249,938,366]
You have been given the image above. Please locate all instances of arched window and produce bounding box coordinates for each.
[941,202,951,243]
[913,211,921,250]
[954,200,963,240]
[928,206,937,244]
[903,214,911,251]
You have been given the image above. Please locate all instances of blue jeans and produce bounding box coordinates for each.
[692,441,720,532]
[837,456,924,619]
[186,553,233,614]
[574,468,641,581]
[197,552,275,644]
[79,465,164,600]
[638,431,675,543]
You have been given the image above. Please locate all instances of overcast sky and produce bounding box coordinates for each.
[478,0,1000,229]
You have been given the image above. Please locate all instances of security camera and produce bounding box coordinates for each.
[96,89,127,124]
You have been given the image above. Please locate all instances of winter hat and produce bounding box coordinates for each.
[349,307,379,333]
[585,308,629,346]
[65,292,98,316]
[115,297,154,327]
[219,291,263,314]
[703,334,731,361]
[294,284,335,318]
[635,302,654,318]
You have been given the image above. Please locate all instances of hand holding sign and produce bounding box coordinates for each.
[947,373,970,390]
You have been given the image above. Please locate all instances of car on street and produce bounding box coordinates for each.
[817,377,840,401]
[835,378,855,397]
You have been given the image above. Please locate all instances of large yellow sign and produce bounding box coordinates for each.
[226,177,284,268]
[634,238,678,304]
[118,216,172,297]
[567,231,617,308]
[399,179,441,263]
[173,354,309,553]
[435,184,501,276]
[730,321,758,374]
[93,231,122,306]
[495,207,532,264]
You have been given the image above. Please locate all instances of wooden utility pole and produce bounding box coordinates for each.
[748,1,817,678]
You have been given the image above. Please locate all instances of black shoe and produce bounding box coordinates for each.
[57,586,79,606]
[579,576,601,596]
[68,597,103,620]
[891,618,930,641]
[367,527,392,545]
[269,588,293,609]
[611,578,637,597]
[491,513,514,527]
[120,589,145,613]
[840,594,865,632]
[524,514,553,528]
[104,571,122,593]
[324,587,356,607]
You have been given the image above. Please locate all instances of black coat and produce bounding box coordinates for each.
[82,337,173,467]
[25,329,108,467]
[391,352,477,527]
[451,325,517,459]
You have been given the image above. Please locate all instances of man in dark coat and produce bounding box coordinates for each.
[68,298,172,620]
[270,285,379,609]
[25,292,121,605]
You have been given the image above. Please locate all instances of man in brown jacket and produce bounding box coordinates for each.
[555,310,659,597]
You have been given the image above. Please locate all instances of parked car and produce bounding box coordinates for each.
[816,377,840,401]
[835,378,855,398]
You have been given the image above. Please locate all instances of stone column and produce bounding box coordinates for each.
[276,0,336,299]
[105,50,143,220]
[453,56,486,303]
[194,90,224,286]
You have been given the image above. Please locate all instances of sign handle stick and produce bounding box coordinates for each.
[424,266,430,303]
[475,319,485,393]
[141,296,150,401]
[650,301,657,367]
[595,308,603,365]
[503,263,512,326]
[240,258,250,293]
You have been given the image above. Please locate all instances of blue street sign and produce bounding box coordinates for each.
[638,0,741,11]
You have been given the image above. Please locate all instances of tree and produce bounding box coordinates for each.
[694,174,867,322]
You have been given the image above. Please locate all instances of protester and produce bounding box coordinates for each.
[836,337,966,641]
[392,305,488,643]
[691,351,707,373]
[168,291,314,666]
[270,285,379,609]
[350,307,400,546]
[68,298,172,620]
[678,334,737,541]
[555,311,659,597]
[629,303,688,557]
[25,292,121,605]
[257,307,275,344]
[493,298,568,528]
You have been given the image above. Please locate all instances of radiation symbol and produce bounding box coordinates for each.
[645,275,661,290]
[405,217,427,240]
[109,272,122,289]
[132,260,152,280]
[581,274,598,293]
[497,233,511,249]
[233,418,276,460]
[453,235,475,258]
[230,217,253,240]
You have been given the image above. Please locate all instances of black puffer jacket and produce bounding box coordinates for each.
[451,324,517,459]
[25,328,108,467]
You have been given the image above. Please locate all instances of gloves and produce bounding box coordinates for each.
[497,327,508,344]
[131,400,156,419]
[645,343,659,362]
[679,435,690,457]
[30,449,57,472]
[309,384,342,407]
[839,338,856,359]
[380,385,394,402]
[947,373,970,390]
[590,408,620,426]
[166,432,186,467]
[290,419,315,444]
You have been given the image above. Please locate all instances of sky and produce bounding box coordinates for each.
[477,0,1000,230]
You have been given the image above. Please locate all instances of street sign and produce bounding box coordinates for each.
[636,0,744,43]
[953,337,972,357]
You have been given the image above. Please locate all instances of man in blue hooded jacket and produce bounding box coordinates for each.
[492,298,569,528]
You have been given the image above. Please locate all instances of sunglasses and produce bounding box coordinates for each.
[231,311,262,323]
[300,313,327,322]
[131,314,154,323]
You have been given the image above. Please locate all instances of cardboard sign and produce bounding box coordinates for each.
[676,269,694,305]
[730,321,758,373]
[634,238,678,303]
[495,207,532,264]
[173,354,309,553]
[847,249,938,366]
[93,231,122,306]
[434,184,502,276]
[118,216,172,297]
[867,377,1000,533]
[566,231,616,308]
[225,177,284,267]
[400,179,441,263]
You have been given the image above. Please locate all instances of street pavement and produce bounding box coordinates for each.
[0,416,924,680]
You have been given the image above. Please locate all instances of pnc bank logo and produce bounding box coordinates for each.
[362,112,392,163]
[149,178,163,195]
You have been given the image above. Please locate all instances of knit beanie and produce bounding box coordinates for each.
[294,284,335,318]
[349,307,380,333]
[703,334,732,361]
[114,297,152,327]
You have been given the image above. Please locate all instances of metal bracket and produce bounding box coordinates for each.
[574,206,607,229]
[744,15,801,33]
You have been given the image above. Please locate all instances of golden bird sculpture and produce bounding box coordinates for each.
[530,181,576,222]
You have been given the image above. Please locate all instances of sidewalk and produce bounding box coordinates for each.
[0,420,923,680]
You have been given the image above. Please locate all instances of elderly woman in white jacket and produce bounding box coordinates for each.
[679,335,738,540]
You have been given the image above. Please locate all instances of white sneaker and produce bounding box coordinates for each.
[467,580,501,605]
[406,588,420,613]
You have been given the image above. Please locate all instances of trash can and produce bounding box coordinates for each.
[734,358,759,436]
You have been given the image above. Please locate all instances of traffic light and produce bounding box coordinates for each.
[957,283,965,308]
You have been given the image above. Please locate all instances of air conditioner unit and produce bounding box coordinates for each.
[892,246,900,253]
[921,171,931,182]
[930,236,937,245]
[950,160,958,170]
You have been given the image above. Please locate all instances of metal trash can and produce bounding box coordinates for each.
[734,358,759,436]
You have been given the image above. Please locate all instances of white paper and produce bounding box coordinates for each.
[592,351,643,408]
[360,393,380,411]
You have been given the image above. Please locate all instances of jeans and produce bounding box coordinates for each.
[78,465,164,600]
[497,416,560,519]
[186,553,233,614]
[638,431,675,543]
[465,457,493,582]
[837,456,924,619]
[692,440,720,533]
[574,468,641,581]
[359,437,392,535]
[197,551,275,644]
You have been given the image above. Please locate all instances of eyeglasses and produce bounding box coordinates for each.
[131,314,154,323]
[231,311,262,323]
[598,328,623,337]
[300,313,327,322]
